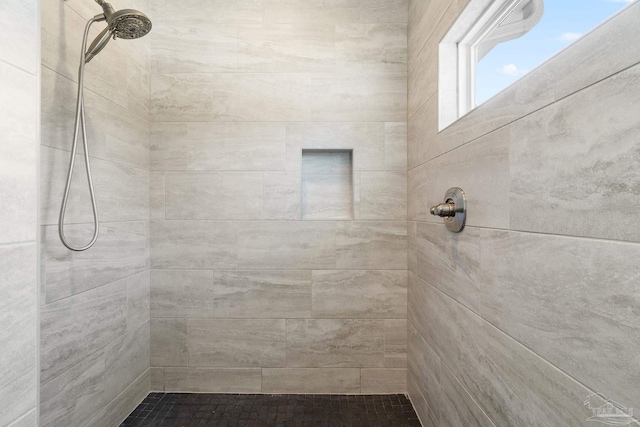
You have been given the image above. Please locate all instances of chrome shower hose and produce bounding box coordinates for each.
[58,16,104,251]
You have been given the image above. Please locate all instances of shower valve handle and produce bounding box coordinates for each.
[430,202,457,217]
[430,188,467,233]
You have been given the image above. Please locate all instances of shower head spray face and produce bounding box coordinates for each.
[108,9,152,39]
[85,2,152,63]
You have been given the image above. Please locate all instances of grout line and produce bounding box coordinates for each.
[0,240,37,249]
[0,57,37,77]
[413,275,609,409]
[43,268,149,306]
[407,62,640,171]
[41,319,150,388]
[42,144,151,173]
[41,64,152,124]
[413,220,640,247]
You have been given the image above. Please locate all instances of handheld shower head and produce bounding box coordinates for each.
[107,8,152,39]
[85,1,152,63]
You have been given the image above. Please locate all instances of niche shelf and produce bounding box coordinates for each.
[301,149,353,220]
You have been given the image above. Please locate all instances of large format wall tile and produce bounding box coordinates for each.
[263,0,409,25]
[407,4,460,118]
[85,370,149,427]
[415,222,482,314]
[41,67,150,170]
[407,324,441,424]
[212,73,406,122]
[151,74,213,122]
[40,349,106,427]
[165,172,263,220]
[361,0,409,23]
[439,365,496,427]
[407,0,452,68]
[151,318,188,367]
[213,270,312,318]
[336,221,407,269]
[150,123,188,171]
[407,92,445,169]
[188,122,286,171]
[263,171,301,220]
[104,322,150,404]
[263,0,357,24]
[409,127,510,228]
[151,24,237,74]
[41,0,90,83]
[384,122,408,171]
[40,279,127,383]
[7,409,37,427]
[335,23,407,74]
[0,0,37,73]
[237,221,336,269]
[0,244,36,425]
[407,273,458,366]
[0,353,36,427]
[385,319,407,368]
[163,0,264,27]
[40,146,150,225]
[361,369,407,393]
[151,220,237,269]
[126,59,151,121]
[481,230,640,412]
[407,376,435,427]
[238,23,336,73]
[454,305,595,427]
[150,172,165,220]
[151,270,214,318]
[311,270,407,318]
[0,61,37,245]
[359,171,407,220]
[150,368,164,391]
[287,319,385,368]
[510,63,640,242]
[262,368,361,393]
[188,319,287,367]
[164,368,262,393]
[127,271,150,332]
[43,221,147,302]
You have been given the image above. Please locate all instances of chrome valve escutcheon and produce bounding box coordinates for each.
[430,187,466,233]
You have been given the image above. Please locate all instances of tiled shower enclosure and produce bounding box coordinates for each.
[38,0,409,425]
[0,0,636,426]
[148,0,409,394]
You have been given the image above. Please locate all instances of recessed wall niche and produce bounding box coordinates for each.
[301,149,354,220]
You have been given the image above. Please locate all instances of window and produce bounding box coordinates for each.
[439,0,637,130]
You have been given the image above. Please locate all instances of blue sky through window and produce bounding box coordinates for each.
[475,0,636,105]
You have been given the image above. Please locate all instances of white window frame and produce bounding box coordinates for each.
[439,0,544,130]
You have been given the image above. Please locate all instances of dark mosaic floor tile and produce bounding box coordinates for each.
[120,393,420,427]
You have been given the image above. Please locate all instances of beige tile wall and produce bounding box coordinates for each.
[408,1,640,426]
[39,0,151,425]
[0,0,39,425]
[149,0,409,393]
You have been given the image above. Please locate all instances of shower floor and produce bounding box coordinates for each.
[120,393,421,427]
